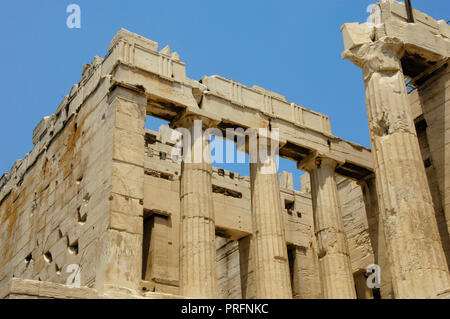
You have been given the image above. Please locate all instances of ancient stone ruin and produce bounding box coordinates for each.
[0,0,449,299]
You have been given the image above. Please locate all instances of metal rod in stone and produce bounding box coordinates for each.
[405,0,415,23]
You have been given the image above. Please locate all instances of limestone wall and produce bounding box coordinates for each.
[0,57,114,296]
[216,237,242,299]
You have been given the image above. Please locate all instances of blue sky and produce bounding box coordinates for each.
[0,1,448,190]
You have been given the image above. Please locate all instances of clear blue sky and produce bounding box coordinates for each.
[0,1,448,190]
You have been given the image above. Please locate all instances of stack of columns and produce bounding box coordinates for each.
[344,37,450,298]
[178,121,293,298]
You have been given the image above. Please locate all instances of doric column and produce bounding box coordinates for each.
[300,156,356,299]
[358,175,393,299]
[250,153,292,298]
[177,115,218,298]
[344,37,450,298]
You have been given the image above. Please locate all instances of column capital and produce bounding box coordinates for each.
[171,110,220,130]
[297,153,338,172]
[342,37,405,81]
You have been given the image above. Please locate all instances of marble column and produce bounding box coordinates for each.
[250,154,292,298]
[300,156,356,299]
[178,115,218,298]
[344,37,450,298]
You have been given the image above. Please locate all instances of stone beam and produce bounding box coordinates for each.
[101,29,373,182]
[199,76,373,179]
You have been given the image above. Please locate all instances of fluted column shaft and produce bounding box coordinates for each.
[250,155,292,298]
[179,116,218,298]
[303,157,356,299]
[346,37,450,298]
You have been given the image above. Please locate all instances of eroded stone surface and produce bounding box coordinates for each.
[342,2,450,298]
[1,0,449,299]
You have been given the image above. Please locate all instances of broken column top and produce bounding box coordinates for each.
[341,0,450,77]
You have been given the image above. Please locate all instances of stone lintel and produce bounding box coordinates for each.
[298,153,339,173]
[0,27,374,211]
